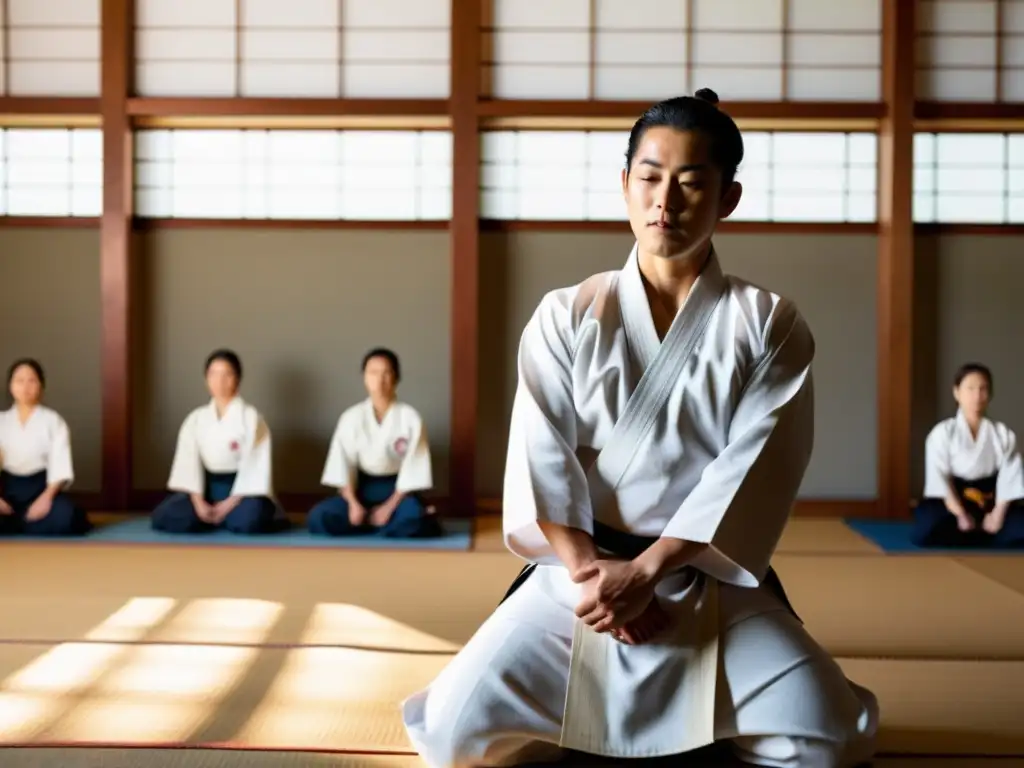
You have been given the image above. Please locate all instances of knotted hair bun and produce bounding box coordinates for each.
[624,88,743,186]
[693,88,720,105]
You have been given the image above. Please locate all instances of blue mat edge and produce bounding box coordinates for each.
[4,514,474,550]
[843,517,1023,555]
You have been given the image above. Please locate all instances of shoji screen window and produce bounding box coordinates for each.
[135,129,452,221]
[480,130,877,223]
[1,0,101,96]
[732,132,877,223]
[135,0,450,98]
[914,133,1024,223]
[0,129,103,217]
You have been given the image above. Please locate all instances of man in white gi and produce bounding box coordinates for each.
[401,89,879,767]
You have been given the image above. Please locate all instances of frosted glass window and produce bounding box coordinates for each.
[134,129,451,221]
[342,0,451,98]
[592,0,687,101]
[913,131,1023,224]
[481,0,882,102]
[3,0,100,96]
[136,0,449,98]
[480,130,628,220]
[485,0,590,99]
[135,0,237,96]
[0,128,103,217]
[479,130,876,223]
[729,132,879,222]
[916,0,1001,101]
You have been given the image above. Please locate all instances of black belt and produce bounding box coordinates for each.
[500,521,800,623]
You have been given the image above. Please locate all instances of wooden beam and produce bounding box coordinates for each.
[915,101,1024,120]
[478,99,886,120]
[0,97,101,114]
[481,116,880,132]
[126,97,449,117]
[448,0,481,516]
[131,219,448,231]
[480,220,879,235]
[0,217,100,228]
[877,0,916,519]
[100,0,134,510]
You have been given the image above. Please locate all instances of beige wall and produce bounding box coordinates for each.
[2,225,1020,505]
[0,229,103,491]
[131,228,452,495]
[910,235,1024,494]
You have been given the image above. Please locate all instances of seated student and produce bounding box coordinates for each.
[308,347,441,538]
[152,349,281,535]
[912,362,1024,548]
[0,358,91,536]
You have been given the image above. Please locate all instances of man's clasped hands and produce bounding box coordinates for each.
[569,556,671,645]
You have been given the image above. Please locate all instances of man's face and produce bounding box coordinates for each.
[364,356,396,399]
[9,365,41,405]
[205,360,239,400]
[954,372,990,416]
[622,126,741,261]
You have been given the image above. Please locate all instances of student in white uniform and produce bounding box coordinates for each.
[912,363,1024,548]
[0,359,91,536]
[402,90,878,768]
[307,347,441,538]
[151,349,282,535]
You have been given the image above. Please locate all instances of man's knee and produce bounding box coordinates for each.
[730,686,878,768]
[404,688,550,768]
[729,734,844,767]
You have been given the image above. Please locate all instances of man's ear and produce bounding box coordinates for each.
[718,180,742,220]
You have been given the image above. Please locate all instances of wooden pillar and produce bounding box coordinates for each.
[448,0,481,515]
[100,0,134,510]
[877,0,916,518]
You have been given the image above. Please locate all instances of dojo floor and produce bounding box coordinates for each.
[0,516,1022,767]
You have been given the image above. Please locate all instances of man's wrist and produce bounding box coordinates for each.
[633,536,705,583]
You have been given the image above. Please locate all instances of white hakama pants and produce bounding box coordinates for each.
[402,566,878,768]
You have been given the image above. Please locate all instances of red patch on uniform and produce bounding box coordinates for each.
[393,437,408,456]
[229,441,240,452]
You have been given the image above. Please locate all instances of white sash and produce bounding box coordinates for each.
[560,247,726,758]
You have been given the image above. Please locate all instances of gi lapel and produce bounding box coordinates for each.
[561,245,726,758]
[587,244,727,496]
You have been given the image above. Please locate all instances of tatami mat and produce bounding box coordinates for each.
[6,640,1019,757]
[954,556,1024,597]
[3,539,1024,661]
[1,521,1023,760]
[0,750,423,768]
[471,515,885,555]
[839,658,1024,755]
[776,518,883,554]
[0,546,524,648]
[0,642,446,751]
[774,554,1024,659]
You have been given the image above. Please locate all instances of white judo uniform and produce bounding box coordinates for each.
[402,246,878,767]
[0,405,74,484]
[923,409,1024,503]
[167,397,275,498]
[321,399,433,492]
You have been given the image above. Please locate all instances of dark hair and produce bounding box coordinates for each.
[205,349,243,381]
[625,88,744,188]
[7,358,45,391]
[362,347,400,381]
[954,362,992,392]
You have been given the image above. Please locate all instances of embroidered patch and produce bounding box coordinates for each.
[393,437,408,456]
[229,440,240,452]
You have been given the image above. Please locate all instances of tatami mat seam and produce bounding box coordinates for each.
[946,557,1024,601]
